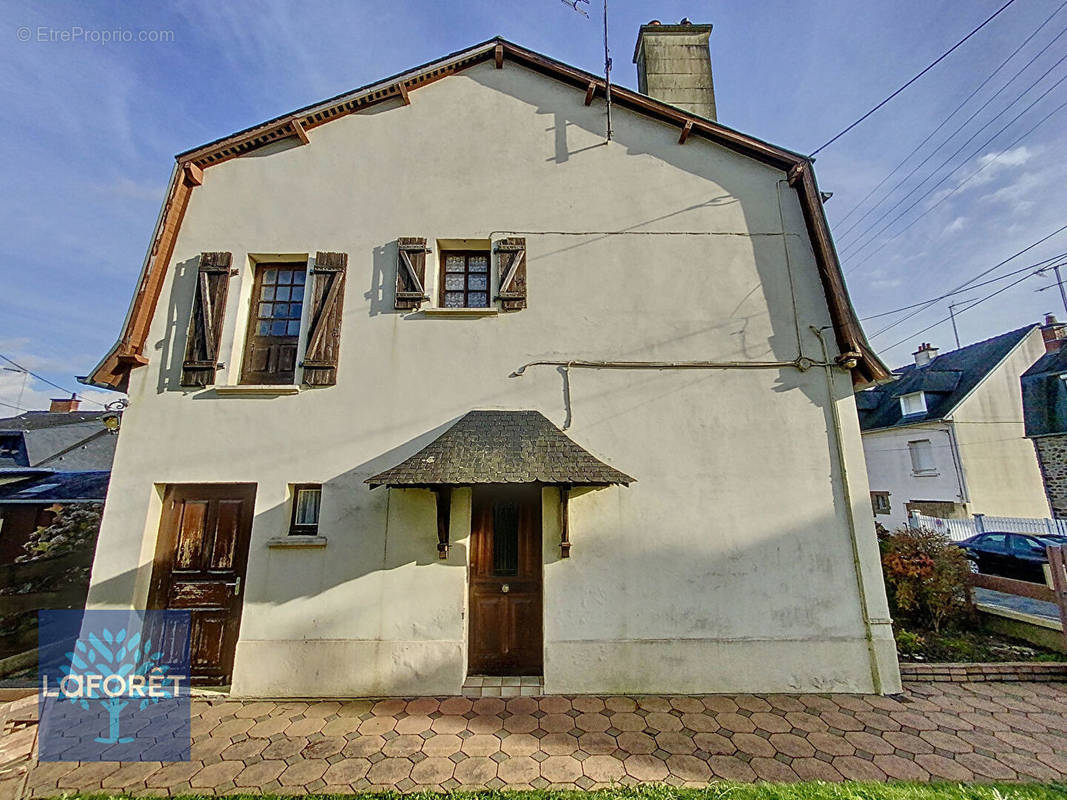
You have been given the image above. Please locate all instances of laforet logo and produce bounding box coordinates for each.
[38,610,191,762]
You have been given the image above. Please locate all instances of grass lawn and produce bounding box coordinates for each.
[69,784,1067,799]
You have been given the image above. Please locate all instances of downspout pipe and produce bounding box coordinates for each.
[811,325,889,695]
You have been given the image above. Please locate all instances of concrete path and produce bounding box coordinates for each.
[4,680,1067,796]
[975,587,1061,623]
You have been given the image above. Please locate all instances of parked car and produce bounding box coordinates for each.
[958,531,1067,584]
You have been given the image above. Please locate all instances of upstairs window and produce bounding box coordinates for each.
[241,264,306,385]
[290,484,321,536]
[900,391,927,417]
[908,439,937,475]
[440,251,490,308]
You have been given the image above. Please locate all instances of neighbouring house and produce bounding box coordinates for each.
[0,398,116,563]
[82,23,901,696]
[858,326,1049,530]
[1022,314,1067,518]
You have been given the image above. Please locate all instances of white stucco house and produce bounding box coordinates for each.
[83,24,901,696]
[858,326,1049,530]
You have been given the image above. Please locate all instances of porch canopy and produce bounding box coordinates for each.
[365,410,634,488]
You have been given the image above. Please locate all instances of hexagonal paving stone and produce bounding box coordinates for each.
[497,755,541,784]
[843,730,895,755]
[750,712,792,734]
[914,753,976,782]
[221,737,268,761]
[578,732,618,755]
[439,698,474,715]
[693,731,736,755]
[462,734,502,757]
[605,697,638,712]
[874,754,930,781]
[791,757,844,782]
[715,713,756,734]
[411,756,456,785]
[539,713,575,733]
[539,733,580,755]
[502,733,541,756]
[343,735,386,758]
[615,731,657,754]
[611,712,647,732]
[99,762,163,789]
[321,758,372,785]
[666,754,711,782]
[749,756,799,782]
[303,736,346,759]
[395,715,433,735]
[366,757,414,785]
[472,697,506,715]
[383,733,427,757]
[831,755,888,781]
[644,712,683,732]
[452,756,497,786]
[234,760,288,787]
[707,755,757,781]
[262,737,308,760]
[575,712,611,733]
[190,760,243,789]
[583,754,626,782]
[278,760,329,787]
[422,734,463,758]
[430,715,467,735]
[542,754,585,783]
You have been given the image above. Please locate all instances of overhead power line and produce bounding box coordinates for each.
[860,251,1067,320]
[835,9,1067,239]
[841,52,1067,262]
[879,262,1057,353]
[866,222,1067,340]
[808,0,1020,156]
[0,353,106,408]
[847,91,1067,274]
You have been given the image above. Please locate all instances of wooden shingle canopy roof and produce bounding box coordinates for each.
[84,36,889,391]
[366,411,634,487]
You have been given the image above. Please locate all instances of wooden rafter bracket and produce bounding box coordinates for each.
[398,81,411,106]
[116,352,150,368]
[787,161,806,187]
[678,120,693,145]
[584,82,597,106]
[181,162,203,186]
[495,43,504,69]
[291,117,310,145]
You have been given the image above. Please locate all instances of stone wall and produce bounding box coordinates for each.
[1033,435,1067,518]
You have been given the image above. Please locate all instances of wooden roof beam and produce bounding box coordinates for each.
[291,117,310,145]
[181,161,203,186]
[584,82,596,106]
[678,120,693,145]
[495,43,504,69]
[398,81,411,105]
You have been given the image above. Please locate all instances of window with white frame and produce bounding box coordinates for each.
[908,439,937,475]
[899,391,927,416]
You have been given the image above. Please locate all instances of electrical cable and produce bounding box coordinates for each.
[841,53,1067,262]
[808,0,1020,156]
[866,223,1067,340]
[0,354,106,408]
[835,12,1067,238]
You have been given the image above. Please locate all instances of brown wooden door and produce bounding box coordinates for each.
[149,484,256,684]
[469,485,543,675]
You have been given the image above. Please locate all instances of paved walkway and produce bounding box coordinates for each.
[4,680,1067,796]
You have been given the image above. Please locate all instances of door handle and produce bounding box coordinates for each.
[501,583,510,594]
[225,577,242,597]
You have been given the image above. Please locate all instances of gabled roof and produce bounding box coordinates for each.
[366,410,634,487]
[1021,345,1067,437]
[857,326,1037,432]
[0,411,117,470]
[0,470,110,504]
[84,36,888,392]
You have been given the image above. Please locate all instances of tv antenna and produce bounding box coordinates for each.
[561,0,613,140]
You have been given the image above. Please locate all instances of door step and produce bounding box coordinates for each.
[462,675,543,698]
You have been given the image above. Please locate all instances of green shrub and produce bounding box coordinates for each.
[895,628,925,657]
[880,526,972,633]
[19,503,103,561]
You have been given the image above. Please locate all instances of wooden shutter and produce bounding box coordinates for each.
[396,237,429,310]
[181,252,232,387]
[496,237,527,310]
[302,251,347,386]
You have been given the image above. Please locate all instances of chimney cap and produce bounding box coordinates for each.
[1045,313,1059,326]
[634,20,713,63]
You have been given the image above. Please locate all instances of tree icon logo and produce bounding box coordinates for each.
[60,626,175,744]
[38,609,191,762]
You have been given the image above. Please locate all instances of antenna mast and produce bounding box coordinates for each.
[560,0,612,140]
[603,0,612,140]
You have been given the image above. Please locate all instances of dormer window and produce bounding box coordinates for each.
[900,391,927,417]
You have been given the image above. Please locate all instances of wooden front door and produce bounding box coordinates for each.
[148,484,256,684]
[468,485,543,675]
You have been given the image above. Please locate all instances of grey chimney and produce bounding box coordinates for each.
[913,342,939,367]
[633,19,716,121]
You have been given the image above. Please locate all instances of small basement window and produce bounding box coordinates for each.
[899,391,927,417]
[290,484,321,535]
[440,251,490,308]
[870,491,891,516]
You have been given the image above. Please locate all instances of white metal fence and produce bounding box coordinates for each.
[909,511,1067,541]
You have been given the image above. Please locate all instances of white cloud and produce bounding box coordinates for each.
[944,216,967,234]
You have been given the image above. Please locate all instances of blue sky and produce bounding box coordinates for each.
[1,0,1065,411]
